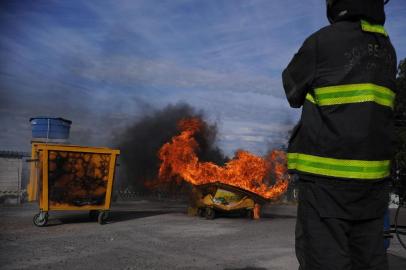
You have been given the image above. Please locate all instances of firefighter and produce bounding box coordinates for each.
[282,0,397,269]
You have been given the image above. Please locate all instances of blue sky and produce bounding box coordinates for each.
[1,0,405,156]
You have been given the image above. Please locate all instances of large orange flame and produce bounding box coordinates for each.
[158,118,289,200]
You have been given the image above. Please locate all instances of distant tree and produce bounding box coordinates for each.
[394,59,406,174]
[395,59,406,120]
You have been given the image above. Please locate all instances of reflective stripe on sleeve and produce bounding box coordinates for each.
[305,93,316,104]
[305,83,394,109]
[287,152,390,179]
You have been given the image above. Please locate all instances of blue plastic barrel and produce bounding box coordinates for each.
[30,117,72,140]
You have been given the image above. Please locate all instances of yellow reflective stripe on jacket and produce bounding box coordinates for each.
[305,83,395,109]
[305,93,316,104]
[361,20,388,36]
[287,153,390,179]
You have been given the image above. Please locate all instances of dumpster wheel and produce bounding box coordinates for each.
[197,208,205,217]
[205,208,215,220]
[33,212,48,227]
[246,209,254,219]
[98,211,109,225]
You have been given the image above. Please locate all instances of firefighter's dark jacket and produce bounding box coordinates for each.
[283,20,397,181]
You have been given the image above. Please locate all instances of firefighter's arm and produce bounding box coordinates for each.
[282,36,317,108]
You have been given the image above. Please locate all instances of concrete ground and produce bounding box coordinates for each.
[0,201,405,270]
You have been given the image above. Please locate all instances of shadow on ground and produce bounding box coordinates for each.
[44,210,177,226]
[107,210,178,223]
[41,210,298,227]
[388,254,406,269]
[224,267,267,270]
[261,213,296,219]
[220,254,406,270]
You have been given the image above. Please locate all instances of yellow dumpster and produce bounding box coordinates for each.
[27,143,120,226]
[191,182,266,220]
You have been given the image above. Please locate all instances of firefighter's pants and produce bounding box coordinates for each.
[295,182,388,270]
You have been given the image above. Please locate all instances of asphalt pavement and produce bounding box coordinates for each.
[0,201,405,270]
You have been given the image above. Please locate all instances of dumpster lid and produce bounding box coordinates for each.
[29,117,72,124]
[195,182,269,204]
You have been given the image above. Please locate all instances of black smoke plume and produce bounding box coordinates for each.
[115,103,227,195]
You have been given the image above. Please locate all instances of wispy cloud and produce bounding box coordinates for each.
[0,0,405,154]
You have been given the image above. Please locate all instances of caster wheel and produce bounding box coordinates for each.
[197,208,205,217]
[246,209,254,219]
[205,208,215,220]
[98,211,109,225]
[33,212,48,227]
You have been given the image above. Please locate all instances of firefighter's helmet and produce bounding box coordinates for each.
[326,0,389,24]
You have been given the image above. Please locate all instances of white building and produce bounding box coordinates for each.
[0,151,29,204]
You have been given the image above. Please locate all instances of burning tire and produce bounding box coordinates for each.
[205,207,216,220]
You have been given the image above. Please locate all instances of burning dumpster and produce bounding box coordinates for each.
[158,118,290,219]
[28,142,120,226]
[191,182,267,220]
